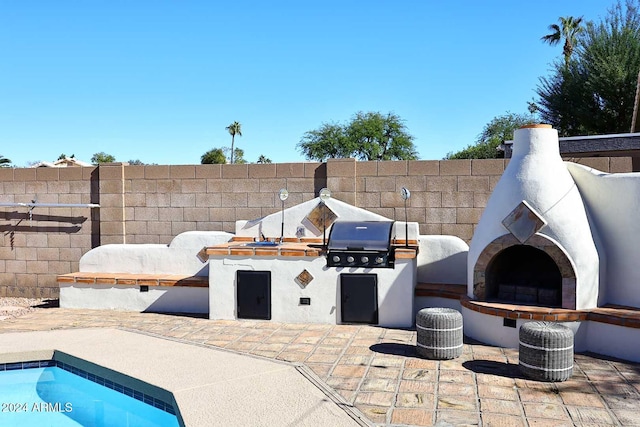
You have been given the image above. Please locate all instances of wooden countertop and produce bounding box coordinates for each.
[206,241,323,257]
[205,239,418,259]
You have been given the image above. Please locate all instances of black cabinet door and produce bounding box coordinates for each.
[237,270,271,320]
[340,274,378,324]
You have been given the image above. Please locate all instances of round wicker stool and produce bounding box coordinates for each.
[416,308,463,360]
[519,321,574,382]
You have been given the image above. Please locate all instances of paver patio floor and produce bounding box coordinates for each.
[1,307,638,427]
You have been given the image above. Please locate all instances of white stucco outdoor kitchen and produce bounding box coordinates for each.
[58,125,640,362]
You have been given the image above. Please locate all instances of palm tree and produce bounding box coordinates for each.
[0,155,11,167]
[225,121,242,164]
[541,16,584,67]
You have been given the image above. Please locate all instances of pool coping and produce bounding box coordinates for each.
[0,328,369,427]
[0,358,177,415]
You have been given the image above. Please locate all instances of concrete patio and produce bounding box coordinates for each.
[0,306,638,426]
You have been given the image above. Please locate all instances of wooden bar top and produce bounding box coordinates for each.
[205,241,323,257]
[205,239,418,259]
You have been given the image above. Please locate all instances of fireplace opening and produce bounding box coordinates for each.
[485,245,562,307]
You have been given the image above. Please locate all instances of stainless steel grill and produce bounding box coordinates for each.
[326,221,395,268]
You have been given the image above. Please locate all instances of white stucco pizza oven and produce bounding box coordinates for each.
[463,124,640,361]
[468,125,601,310]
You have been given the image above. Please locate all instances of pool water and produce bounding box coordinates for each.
[0,367,179,427]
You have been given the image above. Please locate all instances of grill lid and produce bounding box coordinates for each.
[327,221,394,251]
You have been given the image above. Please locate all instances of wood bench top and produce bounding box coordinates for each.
[460,296,640,328]
[415,283,640,329]
[415,282,467,299]
[57,273,209,288]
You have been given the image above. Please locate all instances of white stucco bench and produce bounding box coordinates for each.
[58,231,233,314]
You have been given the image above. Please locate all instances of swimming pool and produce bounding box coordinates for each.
[0,362,179,426]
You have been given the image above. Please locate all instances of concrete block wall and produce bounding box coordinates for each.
[0,156,633,298]
[334,158,536,240]
[0,166,96,298]
[98,162,326,245]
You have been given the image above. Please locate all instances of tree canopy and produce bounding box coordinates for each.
[445,113,534,159]
[0,155,11,167]
[297,111,419,161]
[200,147,247,164]
[536,1,640,136]
[297,122,351,161]
[458,2,640,158]
[201,148,226,164]
[231,148,246,164]
[91,152,116,164]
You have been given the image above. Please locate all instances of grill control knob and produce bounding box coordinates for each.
[361,256,369,263]
[375,257,384,264]
[347,256,355,263]
[332,255,341,263]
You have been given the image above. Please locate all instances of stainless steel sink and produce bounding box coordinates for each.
[243,241,279,247]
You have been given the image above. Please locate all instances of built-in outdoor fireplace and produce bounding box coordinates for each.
[485,244,562,307]
[454,123,640,361]
[468,125,601,310]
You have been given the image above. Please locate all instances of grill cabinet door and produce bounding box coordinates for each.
[340,274,378,324]
[237,270,271,320]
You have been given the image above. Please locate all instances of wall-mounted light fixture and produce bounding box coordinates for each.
[278,189,289,242]
[400,187,411,248]
[319,188,331,247]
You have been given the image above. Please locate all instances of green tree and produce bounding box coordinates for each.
[0,155,11,167]
[91,152,116,164]
[297,122,351,161]
[445,113,534,159]
[57,153,75,160]
[201,148,227,164]
[231,147,246,164]
[257,155,272,164]
[128,159,158,165]
[297,112,419,161]
[225,121,242,164]
[536,1,640,135]
[347,112,418,161]
[541,16,584,67]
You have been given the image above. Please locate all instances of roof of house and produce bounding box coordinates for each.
[32,157,93,168]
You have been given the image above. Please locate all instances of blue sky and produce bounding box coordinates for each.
[0,1,613,167]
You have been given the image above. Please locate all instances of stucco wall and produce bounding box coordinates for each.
[208,255,416,327]
[0,156,633,298]
[567,163,640,307]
